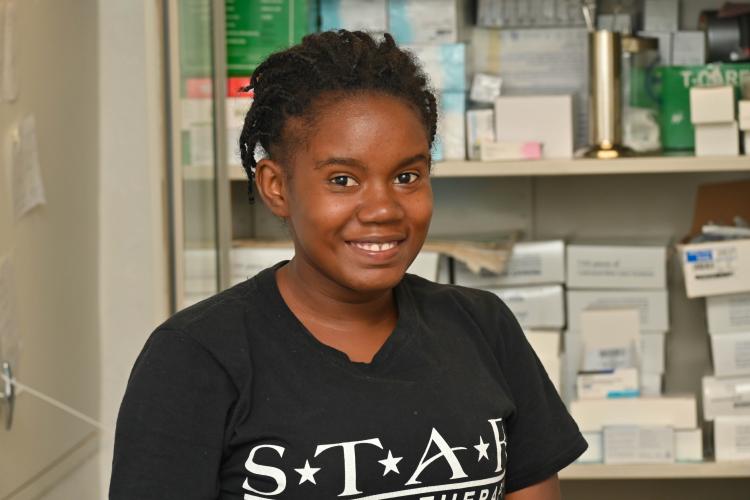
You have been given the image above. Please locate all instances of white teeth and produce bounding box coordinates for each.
[353,241,398,252]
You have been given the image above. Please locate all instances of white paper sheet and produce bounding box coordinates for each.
[0,256,20,370]
[12,115,47,220]
[2,0,18,102]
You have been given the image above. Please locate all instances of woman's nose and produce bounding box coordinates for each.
[356,183,405,224]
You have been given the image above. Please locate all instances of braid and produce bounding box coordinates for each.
[238,30,438,203]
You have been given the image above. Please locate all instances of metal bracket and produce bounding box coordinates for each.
[1,362,14,430]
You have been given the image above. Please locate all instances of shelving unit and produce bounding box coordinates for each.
[560,461,750,480]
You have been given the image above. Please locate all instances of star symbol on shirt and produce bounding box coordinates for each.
[378,450,403,476]
[475,436,490,462]
[295,460,321,485]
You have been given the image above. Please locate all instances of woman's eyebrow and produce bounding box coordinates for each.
[314,153,430,170]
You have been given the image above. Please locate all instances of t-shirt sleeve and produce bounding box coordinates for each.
[491,297,587,493]
[110,328,237,500]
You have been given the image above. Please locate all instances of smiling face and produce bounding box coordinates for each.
[256,91,433,297]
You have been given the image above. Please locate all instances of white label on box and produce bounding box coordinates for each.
[710,331,750,378]
[567,289,669,332]
[715,416,750,461]
[490,285,565,329]
[604,426,675,464]
[566,244,666,289]
[702,375,750,421]
[577,368,640,399]
[708,293,750,334]
[681,239,750,298]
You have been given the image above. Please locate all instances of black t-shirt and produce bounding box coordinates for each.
[111,264,586,500]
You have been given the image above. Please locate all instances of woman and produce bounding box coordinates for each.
[110,30,586,500]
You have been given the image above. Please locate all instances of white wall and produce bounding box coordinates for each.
[97,0,170,494]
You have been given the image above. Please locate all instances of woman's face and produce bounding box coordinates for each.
[262,91,433,296]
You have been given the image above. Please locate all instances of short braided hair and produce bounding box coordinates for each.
[238,30,438,203]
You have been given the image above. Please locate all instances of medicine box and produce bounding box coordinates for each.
[389,0,466,44]
[680,238,750,297]
[672,31,706,66]
[641,372,663,396]
[675,428,703,462]
[570,396,697,432]
[405,43,466,92]
[739,101,750,131]
[565,332,664,377]
[706,292,750,334]
[567,289,669,332]
[577,368,640,400]
[489,285,565,329]
[644,0,679,33]
[566,243,667,289]
[466,109,495,161]
[433,92,466,161]
[714,415,750,461]
[702,375,750,420]
[494,95,574,159]
[320,0,388,33]
[603,426,675,464]
[690,86,735,125]
[694,122,740,157]
[453,240,565,287]
[709,331,750,378]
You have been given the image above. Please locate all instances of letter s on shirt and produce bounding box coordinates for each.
[243,444,287,496]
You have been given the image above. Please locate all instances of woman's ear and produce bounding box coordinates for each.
[254,158,290,218]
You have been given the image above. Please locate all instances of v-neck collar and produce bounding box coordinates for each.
[254,261,418,374]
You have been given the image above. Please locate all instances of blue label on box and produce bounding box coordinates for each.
[686,250,713,263]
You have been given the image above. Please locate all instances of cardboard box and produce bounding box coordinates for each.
[641,332,666,374]
[681,239,750,297]
[641,372,663,396]
[405,43,466,92]
[320,0,388,32]
[466,109,495,160]
[672,31,706,66]
[690,86,735,125]
[453,240,565,287]
[433,92,466,161]
[707,292,750,334]
[479,141,542,161]
[489,285,565,329]
[577,431,603,463]
[675,428,703,462]
[580,308,640,353]
[577,368,640,399]
[702,375,750,420]
[567,289,669,332]
[739,101,750,131]
[494,95,574,159]
[570,396,698,432]
[710,331,750,378]
[715,416,750,461]
[694,122,740,157]
[644,0,679,33]
[389,0,466,44]
[603,426,675,464]
[566,243,667,289]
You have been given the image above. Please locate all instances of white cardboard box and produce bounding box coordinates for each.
[675,428,703,462]
[641,372,663,396]
[695,122,740,157]
[672,31,706,66]
[565,331,665,374]
[570,396,697,432]
[681,238,750,297]
[707,292,750,334]
[580,308,640,353]
[566,243,667,289]
[644,0,679,32]
[453,240,565,287]
[567,289,669,332]
[710,331,750,378]
[494,95,574,159]
[702,375,750,420]
[690,85,735,125]
[489,285,565,329]
[603,426,675,464]
[389,0,465,44]
[466,109,495,160]
[738,100,750,131]
[715,415,750,461]
[577,368,640,399]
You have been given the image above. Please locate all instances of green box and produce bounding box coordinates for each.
[226,0,318,77]
[657,63,750,151]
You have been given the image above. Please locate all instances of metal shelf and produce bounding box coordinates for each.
[560,461,750,480]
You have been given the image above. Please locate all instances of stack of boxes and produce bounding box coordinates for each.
[690,85,741,157]
[638,0,705,66]
[449,241,567,393]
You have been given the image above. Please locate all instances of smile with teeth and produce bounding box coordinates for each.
[351,241,400,252]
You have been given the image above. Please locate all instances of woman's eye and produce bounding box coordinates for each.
[395,172,419,184]
[330,175,358,187]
